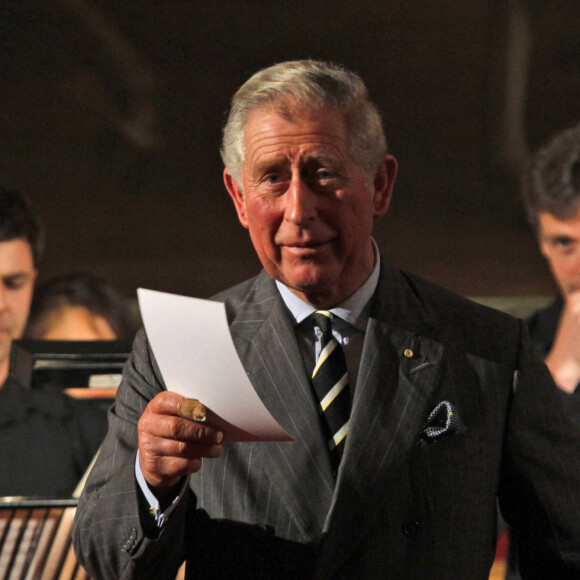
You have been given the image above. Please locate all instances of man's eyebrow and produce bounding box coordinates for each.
[251,157,288,174]
[302,151,345,167]
[303,154,332,164]
[0,272,34,282]
[545,234,574,240]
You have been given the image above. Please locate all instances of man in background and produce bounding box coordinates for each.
[522,122,580,424]
[0,189,40,386]
[0,188,107,497]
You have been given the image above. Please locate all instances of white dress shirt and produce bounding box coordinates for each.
[275,243,380,389]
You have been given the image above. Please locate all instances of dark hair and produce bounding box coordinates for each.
[0,187,44,265]
[24,272,137,340]
[522,122,580,232]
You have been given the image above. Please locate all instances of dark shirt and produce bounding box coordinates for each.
[504,297,580,579]
[526,296,580,425]
[0,376,108,498]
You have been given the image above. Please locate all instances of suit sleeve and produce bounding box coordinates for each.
[72,329,190,580]
[499,319,580,577]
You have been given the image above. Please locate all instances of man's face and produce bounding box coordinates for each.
[0,239,36,369]
[539,211,580,297]
[224,105,397,307]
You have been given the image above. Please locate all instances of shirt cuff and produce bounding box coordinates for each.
[135,450,189,528]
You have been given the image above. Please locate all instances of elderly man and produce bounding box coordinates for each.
[73,61,580,579]
[522,123,580,424]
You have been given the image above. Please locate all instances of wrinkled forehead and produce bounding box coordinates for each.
[242,105,351,168]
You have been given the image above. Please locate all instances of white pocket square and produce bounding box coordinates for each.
[422,400,467,440]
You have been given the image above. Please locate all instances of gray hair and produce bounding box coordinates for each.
[221,60,387,182]
[522,122,580,231]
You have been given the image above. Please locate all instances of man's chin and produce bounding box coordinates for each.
[280,276,344,306]
[281,275,334,295]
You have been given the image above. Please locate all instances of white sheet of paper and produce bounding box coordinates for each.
[137,288,293,442]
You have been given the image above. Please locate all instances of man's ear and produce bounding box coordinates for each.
[372,154,398,219]
[224,168,249,228]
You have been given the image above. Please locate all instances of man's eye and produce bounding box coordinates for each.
[265,174,282,184]
[554,237,573,248]
[550,237,579,256]
[4,279,25,290]
[316,169,334,180]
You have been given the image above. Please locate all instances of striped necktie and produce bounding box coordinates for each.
[311,310,351,471]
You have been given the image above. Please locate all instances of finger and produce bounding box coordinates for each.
[147,391,188,416]
[177,398,207,422]
[139,411,223,445]
[139,454,204,489]
[160,395,220,430]
[147,436,224,461]
[138,424,223,488]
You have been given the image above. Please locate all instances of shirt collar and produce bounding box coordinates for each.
[275,240,380,332]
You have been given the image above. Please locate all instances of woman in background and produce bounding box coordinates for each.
[25,272,137,341]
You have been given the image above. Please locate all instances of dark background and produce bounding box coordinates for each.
[2,1,579,304]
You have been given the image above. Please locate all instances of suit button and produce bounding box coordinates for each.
[402,520,420,537]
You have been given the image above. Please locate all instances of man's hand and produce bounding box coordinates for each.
[138,391,224,493]
[546,291,580,394]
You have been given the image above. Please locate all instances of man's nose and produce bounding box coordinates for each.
[285,176,317,225]
[565,246,580,268]
[567,252,580,277]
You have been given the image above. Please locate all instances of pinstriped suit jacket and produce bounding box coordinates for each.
[73,262,580,579]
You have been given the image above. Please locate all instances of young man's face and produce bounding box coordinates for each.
[0,239,36,381]
[539,211,580,297]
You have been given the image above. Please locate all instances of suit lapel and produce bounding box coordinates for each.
[226,264,447,560]
[317,263,446,575]
[228,273,335,538]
